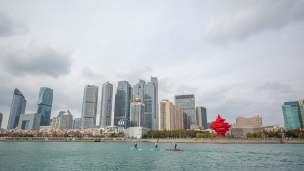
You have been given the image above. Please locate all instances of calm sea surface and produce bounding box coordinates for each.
[0,142,304,171]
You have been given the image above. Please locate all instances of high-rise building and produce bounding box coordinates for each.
[99,81,113,128]
[114,81,133,128]
[0,111,3,128]
[52,110,73,129]
[282,101,304,129]
[133,77,158,130]
[196,107,208,129]
[130,91,145,127]
[175,94,195,127]
[18,113,41,130]
[72,118,82,129]
[81,85,99,129]
[158,99,173,130]
[36,87,53,126]
[7,88,26,130]
[158,99,184,131]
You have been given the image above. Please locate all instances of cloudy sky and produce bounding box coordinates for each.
[0,0,303,128]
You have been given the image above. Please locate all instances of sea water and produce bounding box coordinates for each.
[0,142,303,171]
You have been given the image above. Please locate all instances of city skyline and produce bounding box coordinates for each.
[1,1,304,128]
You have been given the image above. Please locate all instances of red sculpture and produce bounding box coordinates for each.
[210,114,231,136]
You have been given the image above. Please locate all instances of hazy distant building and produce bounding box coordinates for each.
[52,110,73,129]
[100,81,113,128]
[235,115,263,127]
[36,87,53,126]
[114,81,133,128]
[230,115,264,137]
[282,101,304,129]
[175,94,195,127]
[7,88,26,130]
[57,111,65,117]
[196,107,207,129]
[18,113,41,130]
[81,85,99,129]
[0,112,3,128]
[133,77,158,130]
[130,91,145,127]
[73,118,81,129]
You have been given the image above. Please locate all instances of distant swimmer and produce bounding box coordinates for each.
[155,142,158,149]
[134,142,137,149]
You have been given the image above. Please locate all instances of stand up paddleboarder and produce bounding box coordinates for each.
[174,142,177,149]
[155,142,158,149]
[134,142,137,149]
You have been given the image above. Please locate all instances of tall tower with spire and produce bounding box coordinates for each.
[130,90,145,127]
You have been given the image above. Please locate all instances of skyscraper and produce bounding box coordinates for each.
[133,77,158,130]
[130,91,145,127]
[282,101,304,128]
[99,81,113,128]
[36,87,53,126]
[81,85,99,129]
[0,111,3,128]
[7,88,26,130]
[114,81,133,128]
[196,106,207,129]
[174,94,195,126]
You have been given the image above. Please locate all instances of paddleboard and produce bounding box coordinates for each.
[166,149,183,152]
[130,148,141,150]
[150,148,161,151]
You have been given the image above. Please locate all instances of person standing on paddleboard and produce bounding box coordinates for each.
[134,142,137,149]
[174,142,177,149]
[155,142,158,149]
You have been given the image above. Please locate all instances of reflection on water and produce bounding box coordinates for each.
[0,142,303,171]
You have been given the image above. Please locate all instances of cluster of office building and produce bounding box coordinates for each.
[2,76,209,138]
[79,77,208,138]
[5,88,53,131]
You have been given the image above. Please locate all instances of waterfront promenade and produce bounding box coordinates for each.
[1,137,304,144]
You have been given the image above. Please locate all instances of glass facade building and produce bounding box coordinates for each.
[100,81,113,128]
[36,87,53,126]
[114,81,133,128]
[282,101,304,129]
[7,88,26,130]
[133,77,158,130]
[196,106,208,129]
[81,85,99,129]
[175,94,196,126]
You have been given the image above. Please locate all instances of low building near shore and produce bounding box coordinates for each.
[124,127,150,138]
[230,115,265,137]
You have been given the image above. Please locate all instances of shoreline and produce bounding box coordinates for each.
[1,138,304,144]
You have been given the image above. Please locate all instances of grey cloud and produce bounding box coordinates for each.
[0,43,72,78]
[256,82,295,94]
[0,12,29,37]
[176,84,198,95]
[203,0,304,44]
[82,66,104,80]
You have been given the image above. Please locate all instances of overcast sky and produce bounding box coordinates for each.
[1,0,304,128]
